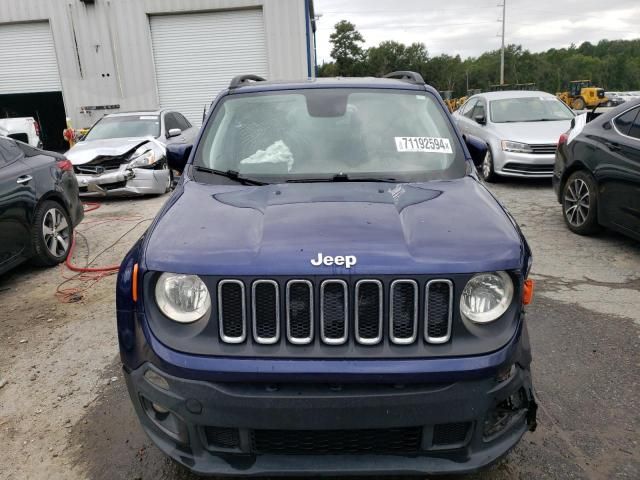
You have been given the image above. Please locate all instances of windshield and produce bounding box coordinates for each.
[193,89,466,183]
[490,97,574,123]
[84,115,160,141]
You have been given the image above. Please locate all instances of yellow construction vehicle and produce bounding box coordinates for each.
[557,80,608,110]
[439,90,457,112]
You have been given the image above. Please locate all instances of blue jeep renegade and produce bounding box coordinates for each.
[117,72,537,476]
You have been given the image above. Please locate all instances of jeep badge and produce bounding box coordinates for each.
[310,253,357,269]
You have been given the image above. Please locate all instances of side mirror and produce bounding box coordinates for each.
[463,134,488,167]
[167,128,182,138]
[602,120,612,130]
[474,113,486,125]
[166,143,192,173]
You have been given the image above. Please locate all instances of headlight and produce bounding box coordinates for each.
[128,148,157,168]
[501,140,533,154]
[155,273,211,323]
[460,271,513,324]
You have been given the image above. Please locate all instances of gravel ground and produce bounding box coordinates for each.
[0,179,638,480]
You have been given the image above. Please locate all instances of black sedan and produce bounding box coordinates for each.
[553,99,640,241]
[0,137,84,275]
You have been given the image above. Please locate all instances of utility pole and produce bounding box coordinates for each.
[499,0,506,85]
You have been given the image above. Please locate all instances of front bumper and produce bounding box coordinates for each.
[124,359,535,476]
[76,166,169,196]
[494,150,555,178]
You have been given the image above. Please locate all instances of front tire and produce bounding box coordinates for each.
[31,200,73,267]
[561,171,600,235]
[572,97,586,110]
[481,149,499,183]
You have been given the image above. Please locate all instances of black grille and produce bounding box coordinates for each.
[502,162,554,174]
[321,281,347,343]
[253,281,279,342]
[426,281,451,341]
[85,155,127,170]
[287,281,312,343]
[204,427,240,450]
[391,281,417,343]
[432,422,470,447]
[216,277,454,346]
[356,281,382,343]
[251,427,422,455]
[219,281,245,341]
[529,144,557,155]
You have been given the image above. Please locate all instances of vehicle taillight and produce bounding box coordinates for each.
[57,159,73,171]
[33,120,41,136]
[558,133,568,146]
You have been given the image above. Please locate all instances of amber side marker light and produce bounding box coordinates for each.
[132,263,139,303]
[523,279,534,305]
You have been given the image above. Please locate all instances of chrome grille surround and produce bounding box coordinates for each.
[285,279,314,345]
[389,279,419,345]
[251,280,280,345]
[213,277,454,347]
[354,279,383,345]
[320,279,349,345]
[425,279,454,344]
[217,279,247,344]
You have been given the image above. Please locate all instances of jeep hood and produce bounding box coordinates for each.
[66,137,153,165]
[144,177,525,275]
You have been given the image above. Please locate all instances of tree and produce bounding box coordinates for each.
[319,21,640,94]
[366,41,428,76]
[329,20,365,76]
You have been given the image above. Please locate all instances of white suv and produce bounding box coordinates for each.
[0,117,42,147]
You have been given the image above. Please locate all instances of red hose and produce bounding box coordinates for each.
[65,235,120,272]
[63,201,120,273]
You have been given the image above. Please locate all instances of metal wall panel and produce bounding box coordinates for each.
[0,22,62,94]
[150,9,268,126]
[0,0,312,128]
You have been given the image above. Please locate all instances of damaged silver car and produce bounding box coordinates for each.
[66,110,196,196]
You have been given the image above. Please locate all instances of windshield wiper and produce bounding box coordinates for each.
[194,166,267,185]
[287,173,398,183]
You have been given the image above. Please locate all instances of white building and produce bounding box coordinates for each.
[0,0,316,149]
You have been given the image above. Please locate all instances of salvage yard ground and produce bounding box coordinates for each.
[0,181,639,480]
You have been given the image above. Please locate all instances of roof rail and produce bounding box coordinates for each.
[229,74,266,89]
[383,71,425,85]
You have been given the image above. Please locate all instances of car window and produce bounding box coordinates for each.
[164,113,180,133]
[194,88,467,183]
[472,101,486,119]
[0,137,24,166]
[628,109,640,140]
[84,115,160,140]
[614,107,639,136]
[460,98,478,118]
[490,97,574,123]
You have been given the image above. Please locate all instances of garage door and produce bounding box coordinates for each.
[0,22,62,94]
[150,9,269,126]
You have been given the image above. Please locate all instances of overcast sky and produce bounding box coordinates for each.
[314,0,640,62]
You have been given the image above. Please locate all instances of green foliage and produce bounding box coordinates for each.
[329,20,366,76]
[321,21,640,97]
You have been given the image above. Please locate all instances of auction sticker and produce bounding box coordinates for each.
[395,137,453,153]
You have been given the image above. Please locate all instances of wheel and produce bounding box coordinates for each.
[561,171,600,235]
[164,169,173,193]
[481,149,499,183]
[572,97,585,110]
[31,200,73,266]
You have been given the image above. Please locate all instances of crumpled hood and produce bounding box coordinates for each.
[66,137,151,165]
[491,119,571,144]
[144,177,525,275]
